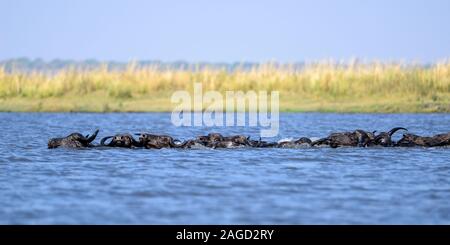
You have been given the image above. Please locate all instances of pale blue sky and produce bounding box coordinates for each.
[1,0,450,62]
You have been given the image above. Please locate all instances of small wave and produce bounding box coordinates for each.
[278,143,312,149]
[3,156,33,163]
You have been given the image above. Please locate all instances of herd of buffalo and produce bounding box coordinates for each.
[48,127,450,149]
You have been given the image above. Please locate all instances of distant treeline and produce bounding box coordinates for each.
[0,58,438,73]
[0,58,309,73]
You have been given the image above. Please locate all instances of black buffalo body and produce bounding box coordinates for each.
[47,128,450,149]
[397,132,450,147]
[48,129,99,149]
[136,133,182,149]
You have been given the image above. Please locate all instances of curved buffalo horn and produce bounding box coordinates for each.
[388,127,407,136]
[100,136,114,146]
[372,131,377,134]
[87,129,99,142]
[80,129,99,143]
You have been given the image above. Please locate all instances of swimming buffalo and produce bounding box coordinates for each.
[175,133,224,149]
[48,129,99,149]
[136,133,181,149]
[278,137,312,148]
[397,132,450,147]
[48,126,448,150]
[311,129,374,148]
[249,137,278,148]
[195,133,225,147]
[311,128,407,148]
[176,139,206,149]
[100,134,141,148]
[373,127,408,147]
[194,133,267,148]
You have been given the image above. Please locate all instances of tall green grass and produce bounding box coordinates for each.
[0,60,449,112]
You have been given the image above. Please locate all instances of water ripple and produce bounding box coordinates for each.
[0,112,449,224]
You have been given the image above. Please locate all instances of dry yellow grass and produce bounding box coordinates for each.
[0,60,449,112]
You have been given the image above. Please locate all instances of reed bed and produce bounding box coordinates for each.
[0,61,449,112]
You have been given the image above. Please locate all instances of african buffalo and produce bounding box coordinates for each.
[373,127,408,147]
[136,133,181,149]
[48,129,99,149]
[311,129,375,148]
[278,137,312,148]
[248,137,278,148]
[100,134,141,148]
[195,133,225,147]
[195,133,269,148]
[48,127,446,150]
[397,132,450,147]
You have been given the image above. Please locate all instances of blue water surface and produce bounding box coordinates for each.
[0,112,449,224]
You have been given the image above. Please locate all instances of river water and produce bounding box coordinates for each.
[0,112,449,224]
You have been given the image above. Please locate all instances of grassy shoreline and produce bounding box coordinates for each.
[1,95,448,113]
[1,61,449,113]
